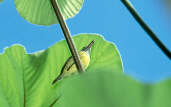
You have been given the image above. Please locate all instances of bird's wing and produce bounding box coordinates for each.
[52,56,73,84]
[67,62,75,71]
[61,56,73,72]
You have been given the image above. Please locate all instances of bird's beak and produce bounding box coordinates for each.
[87,40,95,49]
[81,40,95,52]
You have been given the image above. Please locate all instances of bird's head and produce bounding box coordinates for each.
[81,40,95,55]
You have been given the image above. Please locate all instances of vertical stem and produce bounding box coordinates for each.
[121,0,171,59]
[50,0,84,72]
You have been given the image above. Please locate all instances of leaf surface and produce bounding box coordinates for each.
[14,0,84,25]
[0,34,122,107]
[56,71,171,107]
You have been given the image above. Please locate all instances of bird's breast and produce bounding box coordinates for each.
[79,51,90,69]
[62,51,90,77]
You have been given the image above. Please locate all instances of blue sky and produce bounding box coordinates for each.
[0,0,170,83]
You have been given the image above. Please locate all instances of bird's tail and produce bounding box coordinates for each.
[52,73,63,85]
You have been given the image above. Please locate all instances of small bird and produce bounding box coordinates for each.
[52,40,95,84]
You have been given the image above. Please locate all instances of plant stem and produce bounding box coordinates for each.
[121,0,171,59]
[50,0,84,72]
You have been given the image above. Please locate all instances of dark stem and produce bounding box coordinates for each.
[121,0,171,59]
[50,0,84,72]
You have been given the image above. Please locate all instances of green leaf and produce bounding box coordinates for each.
[149,79,171,107]
[0,34,122,106]
[55,71,148,107]
[56,71,171,107]
[14,0,84,25]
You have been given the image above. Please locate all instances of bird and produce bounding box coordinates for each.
[52,40,95,84]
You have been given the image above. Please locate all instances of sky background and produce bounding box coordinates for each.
[0,0,170,83]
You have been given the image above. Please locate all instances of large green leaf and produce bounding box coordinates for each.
[54,71,147,107]
[14,0,84,25]
[149,79,171,107]
[0,34,122,107]
[55,71,171,107]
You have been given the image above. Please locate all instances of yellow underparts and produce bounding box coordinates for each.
[63,51,90,76]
